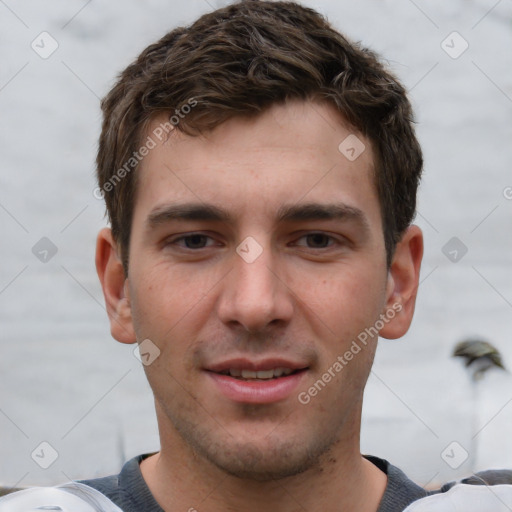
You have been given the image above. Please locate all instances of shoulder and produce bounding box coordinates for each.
[80,453,162,512]
[79,465,123,501]
[365,455,430,512]
[0,482,124,511]
[441,469,512,490]
[404,482,512,511]
[0,454,159,512]
[366,455,512,512]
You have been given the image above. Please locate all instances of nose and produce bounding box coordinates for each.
[216,240,294,334]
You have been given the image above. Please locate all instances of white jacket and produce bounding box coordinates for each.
[404,483,512,511]
[0,482,123,512]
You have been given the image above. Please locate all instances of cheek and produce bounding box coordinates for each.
[305,267,386,327]
[128,265,218,379]
[129,263,205,333]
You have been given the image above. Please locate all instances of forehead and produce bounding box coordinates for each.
[133,100,380,229]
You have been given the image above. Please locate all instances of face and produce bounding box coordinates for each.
[98,100,420,481]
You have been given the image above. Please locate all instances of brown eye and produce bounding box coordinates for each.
[169,233,215,249]
[295,232,337,249]
[305,233,332,248]
[182,234,209,249]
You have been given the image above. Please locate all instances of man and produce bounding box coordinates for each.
[2,1,510,511]
[84,1,512,510]
[87,0,427,509]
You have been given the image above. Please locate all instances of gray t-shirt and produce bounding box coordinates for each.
[80,453,431,511]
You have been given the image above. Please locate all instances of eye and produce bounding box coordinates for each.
[168,233,217,250]
[295,232,338,249]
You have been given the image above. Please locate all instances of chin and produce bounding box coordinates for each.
[157,388,357,481]
[187,425,337,481]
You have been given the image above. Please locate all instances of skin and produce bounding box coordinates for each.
[96,99,423,512]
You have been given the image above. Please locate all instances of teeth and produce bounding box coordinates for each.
[227,367,295,379]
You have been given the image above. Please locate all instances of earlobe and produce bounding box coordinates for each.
[379,225,423,340]
[95,227,137,344]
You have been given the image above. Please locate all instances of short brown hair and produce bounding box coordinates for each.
[97,0,422,273]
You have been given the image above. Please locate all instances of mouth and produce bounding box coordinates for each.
[216,367,300,380]
[205,359,309,403]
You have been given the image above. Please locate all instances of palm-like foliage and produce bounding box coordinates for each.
[453,339,506,381]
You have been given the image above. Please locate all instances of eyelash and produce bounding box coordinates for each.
[167,232,341,251]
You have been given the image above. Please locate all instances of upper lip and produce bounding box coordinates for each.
[205,357,309,373]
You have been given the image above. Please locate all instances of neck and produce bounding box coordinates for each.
[140,412,387,512]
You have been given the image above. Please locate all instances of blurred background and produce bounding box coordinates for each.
[1,0,511,490]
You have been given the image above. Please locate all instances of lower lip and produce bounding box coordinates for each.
[206,370,307,404]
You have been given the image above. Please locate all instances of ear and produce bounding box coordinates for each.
[95,227,137,344]
[379,225,423,340]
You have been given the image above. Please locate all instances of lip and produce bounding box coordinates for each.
[206,357,309,373]
[205,358,309,404]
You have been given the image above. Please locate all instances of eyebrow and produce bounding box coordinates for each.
[276,203,369,228]
[146,201,370,232]
[147,203,230,227]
